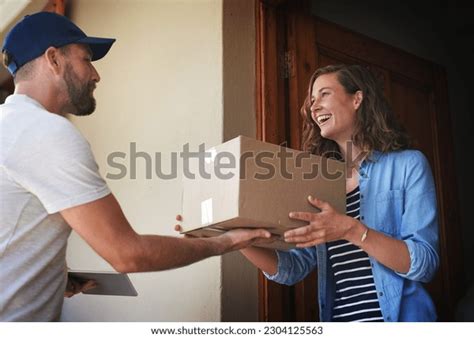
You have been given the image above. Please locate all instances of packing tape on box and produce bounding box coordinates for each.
[201,198,213,224]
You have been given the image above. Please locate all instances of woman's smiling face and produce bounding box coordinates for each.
[310,72,361,144]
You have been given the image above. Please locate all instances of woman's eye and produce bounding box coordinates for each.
[321,92,329,97]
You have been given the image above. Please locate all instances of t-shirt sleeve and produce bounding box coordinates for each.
[7,116,111,214]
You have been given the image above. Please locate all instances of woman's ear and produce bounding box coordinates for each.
[353,90,363,110]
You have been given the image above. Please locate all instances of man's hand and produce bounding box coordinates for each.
[64,276,97,298]
[174,215,273,253]
[217,228,274,253]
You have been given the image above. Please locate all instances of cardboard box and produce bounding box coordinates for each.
[181,136,346,250]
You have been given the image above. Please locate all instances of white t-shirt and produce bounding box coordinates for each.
[0,94,111,321]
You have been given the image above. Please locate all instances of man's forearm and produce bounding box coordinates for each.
[61,194,270,274]
[114,234,227,273]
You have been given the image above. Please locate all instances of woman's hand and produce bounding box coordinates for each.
[174,214,183,233]
[284,196,357,248]
[174,214,194,237]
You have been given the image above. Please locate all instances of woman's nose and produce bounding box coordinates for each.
[311,101,322,112]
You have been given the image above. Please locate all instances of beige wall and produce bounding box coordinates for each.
[61,0,258,321]
[63,0,223,321]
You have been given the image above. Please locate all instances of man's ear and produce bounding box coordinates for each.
[353,90,363,110]
[43,47,63,75]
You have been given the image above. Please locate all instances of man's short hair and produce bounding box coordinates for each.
[3,50,36,83]
[2,45,73,83]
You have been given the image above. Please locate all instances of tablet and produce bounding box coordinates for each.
[68,270,138,297]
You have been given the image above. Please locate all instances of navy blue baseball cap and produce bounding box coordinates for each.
[2,11,116,75]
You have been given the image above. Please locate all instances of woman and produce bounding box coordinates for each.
[240,64,439,322]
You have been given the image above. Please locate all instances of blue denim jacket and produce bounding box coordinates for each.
[264,150,439,322]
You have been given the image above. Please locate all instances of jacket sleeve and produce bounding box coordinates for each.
[396,150,440,282]
[263,246,318,285]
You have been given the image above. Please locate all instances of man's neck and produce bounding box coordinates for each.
[14,83,64,116]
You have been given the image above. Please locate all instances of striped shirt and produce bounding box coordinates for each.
[327,186,384,322]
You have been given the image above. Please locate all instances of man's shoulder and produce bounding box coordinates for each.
[39,112,83,138]
[1,102,89,165]
[2,101,84,141]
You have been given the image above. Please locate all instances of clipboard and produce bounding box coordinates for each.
[68,270,138,297]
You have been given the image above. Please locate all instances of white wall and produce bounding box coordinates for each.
[62,0,226,321]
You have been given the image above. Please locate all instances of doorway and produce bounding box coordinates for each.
[256,0,464,321]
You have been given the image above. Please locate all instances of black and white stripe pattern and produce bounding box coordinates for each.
[327,186,384,322]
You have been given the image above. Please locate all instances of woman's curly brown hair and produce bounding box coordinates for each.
[301,64,410,159]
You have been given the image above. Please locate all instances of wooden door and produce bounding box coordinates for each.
[256,0,464,321]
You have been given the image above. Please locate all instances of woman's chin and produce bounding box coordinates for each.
[319,129,333,140]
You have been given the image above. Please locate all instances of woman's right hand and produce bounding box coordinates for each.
[174,214,193,238]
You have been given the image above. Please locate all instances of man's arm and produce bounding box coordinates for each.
[60,193,270,273]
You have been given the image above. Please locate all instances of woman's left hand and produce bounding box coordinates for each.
[285,196,355,248]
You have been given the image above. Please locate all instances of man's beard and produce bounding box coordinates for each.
[63,63,96,116]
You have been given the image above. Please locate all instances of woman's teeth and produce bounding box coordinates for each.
[317,114,331,125]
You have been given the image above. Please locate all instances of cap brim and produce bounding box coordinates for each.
[77,36,116,61]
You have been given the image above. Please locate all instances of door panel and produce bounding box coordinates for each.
[390,80,435,162]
